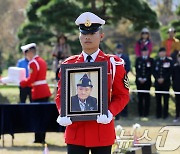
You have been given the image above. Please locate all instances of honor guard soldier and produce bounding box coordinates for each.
[20,43,51,143]
[56,12,129,154]
[172,51,180,122]
[135,47,154,120]
[153,47,173,119]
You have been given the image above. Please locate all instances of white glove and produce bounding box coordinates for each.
[56,115,72,126]
[97,110,113,124]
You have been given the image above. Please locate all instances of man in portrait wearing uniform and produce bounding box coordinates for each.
[56,12,129,154]
[153,47,173,119]
[20,43,51,143]
[135,47,154,121]
[71,74,97,112]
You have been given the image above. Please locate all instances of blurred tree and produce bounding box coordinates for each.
[18,0,159,53]
[0,49,2,75]
[171,5,180,39]
[160,3,180,40]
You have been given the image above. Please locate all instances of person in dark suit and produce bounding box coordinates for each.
[172,51,180,122]
[135,47,154,121]
[116,43,131,73]
[115,43,131,119]
[71,74,97,112]
[153,47,173,119]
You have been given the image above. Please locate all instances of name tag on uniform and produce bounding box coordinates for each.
[163,62,170,68]
[147,62,151,67]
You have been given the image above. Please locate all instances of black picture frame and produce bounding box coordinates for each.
[61,61,108,122]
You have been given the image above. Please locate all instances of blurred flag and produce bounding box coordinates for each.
[43,144,49,154]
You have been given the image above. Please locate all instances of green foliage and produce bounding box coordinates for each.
[160,26,169,41]
[7,53,16,67]
[17,0,159,54]
[111,0,159,29]
[37,0,81,33]
[161,5,180,40]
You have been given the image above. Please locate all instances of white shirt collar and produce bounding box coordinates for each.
[82,49,100,62]
[79,99,86,111]
[117,53,122,57]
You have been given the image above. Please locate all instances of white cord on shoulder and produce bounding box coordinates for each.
[110,57,124,83]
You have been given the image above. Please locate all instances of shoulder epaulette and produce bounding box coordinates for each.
[107,54,124,65]
[63,55,79,63]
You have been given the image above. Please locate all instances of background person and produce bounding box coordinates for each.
[71,74,97,112]
[20,43,51,144]
[161,27,179,58]
[56,12,129,154]
[52,34,71,72]
[115,43,131,119]
[153,47,173,119]
[17,49,32,103]
[172,51,180,123]
[135,47,154,121]
[135,28,153,57]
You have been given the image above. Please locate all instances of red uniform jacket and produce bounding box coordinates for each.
[56,50,129,147]
[20,55,51,100]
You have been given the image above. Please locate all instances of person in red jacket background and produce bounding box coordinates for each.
[56,12,129,154]
[20,43,51,144]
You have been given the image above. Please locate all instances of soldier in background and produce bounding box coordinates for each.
[153,47,173,119]
[135,47,154,121]
[20,43,51,143]
[172,51,180,123]
[115,43,131,119]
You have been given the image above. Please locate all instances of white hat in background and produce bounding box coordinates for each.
[141,28,149,33]
[21,43,36,52]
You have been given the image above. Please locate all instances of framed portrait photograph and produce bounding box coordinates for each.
[61,61,108,121]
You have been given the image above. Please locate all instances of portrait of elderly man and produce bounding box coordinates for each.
[71,74,97,112]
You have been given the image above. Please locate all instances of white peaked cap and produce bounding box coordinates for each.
[75,12,105,25]
[21,43,36,52]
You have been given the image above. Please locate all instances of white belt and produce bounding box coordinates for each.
[33,80,47,86]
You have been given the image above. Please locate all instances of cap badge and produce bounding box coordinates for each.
[85,19,91,27]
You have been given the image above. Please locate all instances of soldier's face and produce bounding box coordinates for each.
[26,50,34,61]
[77,86,92,100]
[79,31,104,54]
[159,51,166,58]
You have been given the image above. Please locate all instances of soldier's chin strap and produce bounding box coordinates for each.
[110,57,124,83]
